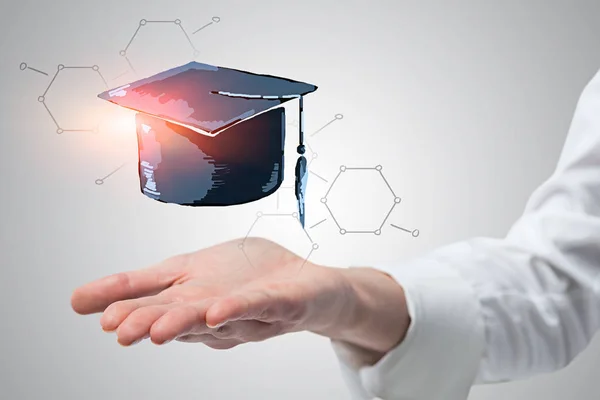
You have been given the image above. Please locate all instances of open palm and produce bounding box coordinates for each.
[71,238,349,348]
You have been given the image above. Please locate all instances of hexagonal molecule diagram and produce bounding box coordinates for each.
[239,211,319,272]
[321,165,419,237]
[119,17,221,77]
[26,63,109,134]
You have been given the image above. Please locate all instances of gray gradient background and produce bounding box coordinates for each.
[1,0,600,399]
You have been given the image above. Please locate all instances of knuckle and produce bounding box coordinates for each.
[113,273,133,292]
[107,299,132,314]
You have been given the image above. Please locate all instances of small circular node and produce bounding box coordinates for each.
[19,63,27,70]
[140,19,147,26]
[340,165,347,172]
[175,19,181,25]
[95,179,104,185]
[37,96,45,103]
[292,212,299,219]
[238,243,244,249]
[412,229,420,238]
[296,144,306,155]
[193,50,200,57]
[56,128,64,134]
[92,65,99,71]
[374,230,381,236]
[119,50,127,56]
[58,64,65,70]
[212,16,221,23]
[312,152,318,159]
[320,197,327,204]
[335,114,344,120]
[312,243,319,250]
[256,212,263,218]
[375,165,383,171]
[394,197,402,204]
[340,229,347,235]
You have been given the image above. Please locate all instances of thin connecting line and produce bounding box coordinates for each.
[42,69,60,97]
[124,57,137,75]
[193,16,221,34]
[112,70,130,81]
[124,24,143,53]
[390,224,420,237]
[20,63,49,76]
[296,215,314,243]
[192,22,213,34]
[379,203,397,231]
[310,113,344,137]
[310,171,328,183]
[309,218,327,229]
[243,216,262,240]
[96,163,128,185]
[41,102,59,128]
[297,249,314,273]
[391,224,411,233]
[378,170,397,198]
[323,203,341,229]
[323,170,342,198]
[177,22,198,53]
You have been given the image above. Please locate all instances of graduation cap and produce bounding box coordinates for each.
[98,61,318,227]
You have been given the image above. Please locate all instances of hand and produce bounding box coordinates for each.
[71,238,410,357]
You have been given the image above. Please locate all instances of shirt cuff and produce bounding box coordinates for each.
[331,258,486,400]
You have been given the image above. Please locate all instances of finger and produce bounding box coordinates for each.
[71,255,188,315]
[100,294,172,332]
[116,304,178,346]
[149,300,216,345]
[205,289,297,328]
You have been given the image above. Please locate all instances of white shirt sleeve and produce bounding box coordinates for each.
[332,66,600,400]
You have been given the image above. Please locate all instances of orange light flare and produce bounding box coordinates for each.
[72,105,140,167]
[97,106,138,139]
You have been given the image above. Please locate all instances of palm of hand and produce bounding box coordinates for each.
[71,238,342,349]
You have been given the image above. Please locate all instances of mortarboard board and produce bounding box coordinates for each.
[98,61,318,227]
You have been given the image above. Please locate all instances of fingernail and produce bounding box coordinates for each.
[207,321,224,329]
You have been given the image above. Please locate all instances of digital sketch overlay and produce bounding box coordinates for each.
[95,162,129,185]
[239,212,319,272]
[320,165,420,236]
[390,223,420,237]
[21,63,109,134]
[310,113,344,137]
[119,17,221,75]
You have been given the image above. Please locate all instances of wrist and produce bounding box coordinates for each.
[311,265,411,356]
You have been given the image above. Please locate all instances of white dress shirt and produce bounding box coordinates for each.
[331,66,600,400]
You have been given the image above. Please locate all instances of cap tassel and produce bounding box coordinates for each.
[295,96,308,228]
